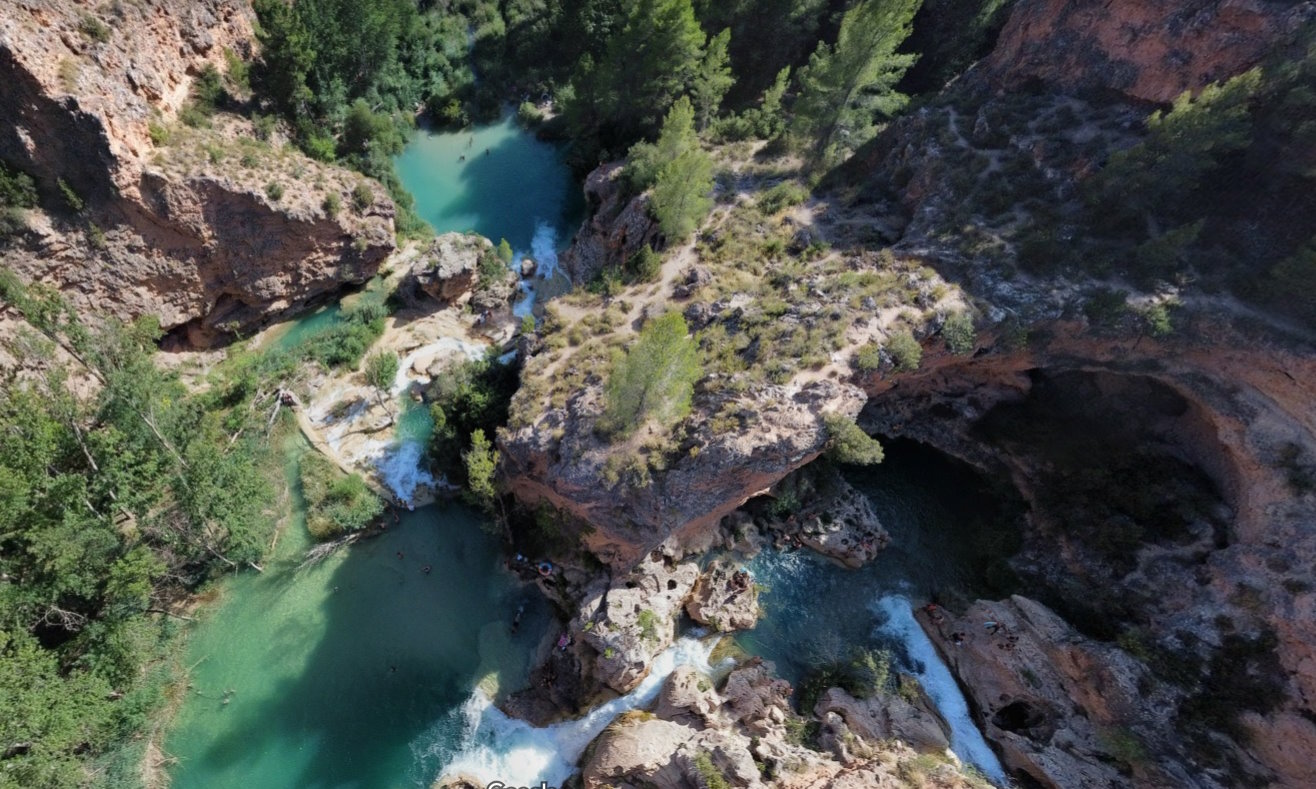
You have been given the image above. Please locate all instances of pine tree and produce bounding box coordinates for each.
[591,0,706,145]
[648,97,715,242]
[692,28,735,131]
[789,0,921,166]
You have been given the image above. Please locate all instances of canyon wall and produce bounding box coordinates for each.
[0,0,394,344]
[982,0,1316,103]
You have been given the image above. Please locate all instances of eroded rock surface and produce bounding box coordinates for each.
[502,378,866,571]
[0,1,394,344]
[560,162,657,284]
[685,560,761,632]
[983,0,1316,103]
[575,555,700,693]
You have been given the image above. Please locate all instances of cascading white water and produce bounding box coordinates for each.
[874,595,1008,785]
[513,221,560,319]
[430,636,722,787]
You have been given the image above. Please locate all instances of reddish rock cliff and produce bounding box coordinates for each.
[0,0,395,343]
[983,0,1316,103]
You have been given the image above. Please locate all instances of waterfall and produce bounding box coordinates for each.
[429,636,722,787]
[513,220,559,319]
[874,595,1008,785]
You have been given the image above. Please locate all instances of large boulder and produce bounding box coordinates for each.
[575,556,699,693]
[686,560,761,632]
[401,233,488,306]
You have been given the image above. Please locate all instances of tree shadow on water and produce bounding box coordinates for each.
[176,505,550,789]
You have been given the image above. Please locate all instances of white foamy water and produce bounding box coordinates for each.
[373,440,436,505]
[874,595,1008,785]
[513,221,559,319]
[393,337,488,395]
[430,636,721,787]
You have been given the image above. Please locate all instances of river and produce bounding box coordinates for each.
[164,120,1012,788]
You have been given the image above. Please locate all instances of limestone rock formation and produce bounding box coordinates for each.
[502,378,866,571]
[816,687,950,754]
[983,0,1316,103]
[760,465,889,568]
[579,654,989,789]
[400,233,488,306]
[0,1,395,345]
[575,555,700,693]
[685,560,761,632]
[560,162,657,284]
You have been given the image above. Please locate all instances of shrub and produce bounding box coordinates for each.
[599,313,701,439]
[885,330,922,372]
[853,342,883,372]
[299,452,383,540]
[625,245,663,283]
[758,180,809,214]
[823,413,884,465]
[692,751,731,789]
[57,178,84,213]
[265,182,284,201]
[477,249,508,290]
[943,312,975,355]
[351,183,373,212]
[636,609,660,643]
[0,164,37,208]
[517,101,545,128]
[79,14,111,43]
[321,192,341,217]
[147,123,170,147]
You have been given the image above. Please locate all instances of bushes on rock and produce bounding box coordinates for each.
[299,452,383,540]
[884,330,922,372]
[942,312,975,355]
[823,414,884,465]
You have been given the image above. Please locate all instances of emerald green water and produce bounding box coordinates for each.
[165,440,549,788]
[163,114,584,788]
[395,114,583,251]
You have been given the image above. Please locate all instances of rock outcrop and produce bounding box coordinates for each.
[0,1,395,345]
[575,555,700,693]
[982,0,1316,104]
[502,378,865,571]
[580,655,989,789]
[560,162,657,284]
[400,233,487,306]
[685,560,761,632]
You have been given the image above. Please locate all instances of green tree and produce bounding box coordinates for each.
[1089,69,1261,231]
[789,0,921,166]
[691,28,735,131]
[363,351,399,425]
[823,413,885,465]
[600,312,701,438]
[647,97,715,242]
[463,428,499,515]
[580,0,706,146]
